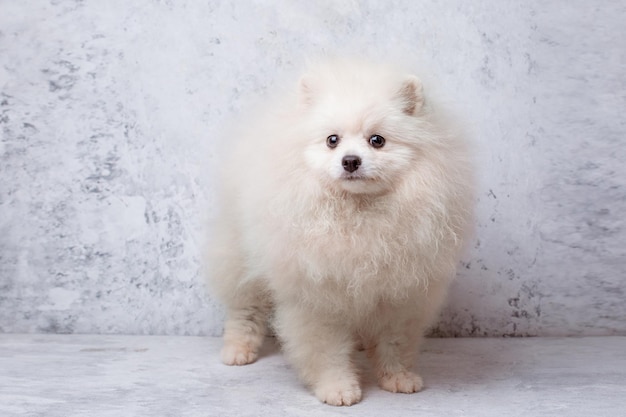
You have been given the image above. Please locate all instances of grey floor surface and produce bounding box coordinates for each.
[1,334,625,416]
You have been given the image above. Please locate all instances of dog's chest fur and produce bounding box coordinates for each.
[281,192,426,285]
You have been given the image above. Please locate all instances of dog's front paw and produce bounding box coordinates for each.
[220,343,258,366]
[314,379,362,406]
[379,370,423,393]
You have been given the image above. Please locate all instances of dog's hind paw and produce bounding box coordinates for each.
[220,343,258,366]
[379,370,423,393]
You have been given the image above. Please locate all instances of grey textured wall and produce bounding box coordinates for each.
[1,0,624,337]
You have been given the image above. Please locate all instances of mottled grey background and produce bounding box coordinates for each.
[1,0,624,337]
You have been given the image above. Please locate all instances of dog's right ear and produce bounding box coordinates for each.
[298,75,317,108]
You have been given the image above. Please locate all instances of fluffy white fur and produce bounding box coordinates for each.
[208,59,473,406]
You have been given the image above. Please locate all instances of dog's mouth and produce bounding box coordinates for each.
[342,174,367,181]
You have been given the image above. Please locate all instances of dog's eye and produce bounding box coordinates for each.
[326,134,340,148]
[369,134,386,148]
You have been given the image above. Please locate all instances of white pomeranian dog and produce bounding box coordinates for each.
[208,58,473,406]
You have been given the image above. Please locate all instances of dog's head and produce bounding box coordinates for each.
[298,61,427,195]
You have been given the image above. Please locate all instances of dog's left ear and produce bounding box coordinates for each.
[397,75,424,115]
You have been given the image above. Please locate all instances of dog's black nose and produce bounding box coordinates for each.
[342,155,361,173]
